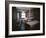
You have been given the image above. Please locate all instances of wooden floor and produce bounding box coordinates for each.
[12,22,40,31]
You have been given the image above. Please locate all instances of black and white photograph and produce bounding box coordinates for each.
[5,1,45,37]
[12,7,40,31]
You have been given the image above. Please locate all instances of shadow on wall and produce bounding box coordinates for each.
[6,37,20,38]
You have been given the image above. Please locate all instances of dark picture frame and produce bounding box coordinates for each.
[5,1,45,37]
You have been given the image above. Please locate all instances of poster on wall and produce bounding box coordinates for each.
[5,0,45,38]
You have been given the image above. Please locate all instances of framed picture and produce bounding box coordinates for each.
[5,1,45,37]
